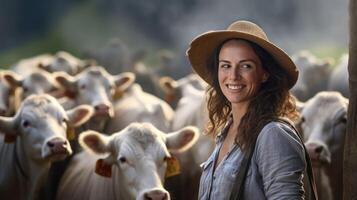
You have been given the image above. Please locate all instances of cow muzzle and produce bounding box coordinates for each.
[94,103,114,118]
[305,142,331,166]
[42,137,72,160]
[138,189,170,200]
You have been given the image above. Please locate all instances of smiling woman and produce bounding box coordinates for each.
[187,20,318,200]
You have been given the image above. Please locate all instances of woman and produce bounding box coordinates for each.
[187,20,316,199]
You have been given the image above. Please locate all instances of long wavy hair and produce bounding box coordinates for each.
[205,39,299,152]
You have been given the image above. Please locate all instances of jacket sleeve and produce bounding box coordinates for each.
[255,123,306,200]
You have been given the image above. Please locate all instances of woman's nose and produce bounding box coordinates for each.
[229,68,241,80]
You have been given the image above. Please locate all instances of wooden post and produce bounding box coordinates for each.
[343,0,357,199]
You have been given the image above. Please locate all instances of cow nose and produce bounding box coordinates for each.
[47,139,69,154]
[144,190,168,200]
[94,104,109,113]
[306,142,331,164]
[0,108,6,116]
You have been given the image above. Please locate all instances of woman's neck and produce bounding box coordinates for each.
[230,102,249,135]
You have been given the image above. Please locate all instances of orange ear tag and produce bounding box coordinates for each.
[66,126,75,140]
[95,159,112,178]
[112,89,123,101]
[4,135,17,143]
[165,156,181,178]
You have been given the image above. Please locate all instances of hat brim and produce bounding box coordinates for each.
[186,30,298,89]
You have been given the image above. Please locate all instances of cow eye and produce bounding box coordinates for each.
[80,84,86,90]
[300,117,305,124]
[118,156,127,163]
[339,116,347,124]
[22,120,30,128]
[163,156,171,162]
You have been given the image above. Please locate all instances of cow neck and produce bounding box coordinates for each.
[14,139,29,181]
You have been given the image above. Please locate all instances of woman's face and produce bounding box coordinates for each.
[218,40,269,107]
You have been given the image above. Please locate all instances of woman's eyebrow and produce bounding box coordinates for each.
[218,60,230,63]
[219,59,256,64]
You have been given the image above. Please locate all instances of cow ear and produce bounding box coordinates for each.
[38,62,51,72]
[166,126,199,153]
[114,72,136,92]
[159,76,178,94]
[79,130,111,154]
[3,71,23,88]
[53,71,78,92]
[0,116,18,143]
[66,104,94,127]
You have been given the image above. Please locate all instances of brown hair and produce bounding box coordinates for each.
[205,39,299,152]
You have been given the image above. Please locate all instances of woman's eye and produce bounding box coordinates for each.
[220,64,230,68]
[241,64,252,69]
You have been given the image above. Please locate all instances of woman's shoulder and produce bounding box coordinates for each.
[256,121,304,150]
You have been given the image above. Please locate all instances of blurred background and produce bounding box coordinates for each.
[0,0,349,78]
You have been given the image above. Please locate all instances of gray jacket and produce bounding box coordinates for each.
[198,121,306,200]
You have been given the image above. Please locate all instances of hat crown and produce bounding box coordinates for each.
[227,20,268,41]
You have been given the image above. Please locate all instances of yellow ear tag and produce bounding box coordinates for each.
[95,159,112,178]
[112,89,123,101]
[66,126,75,140]
[4,135,17,143]
[165,156,180,178]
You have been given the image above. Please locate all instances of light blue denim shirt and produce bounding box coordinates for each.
[198,120,306,200]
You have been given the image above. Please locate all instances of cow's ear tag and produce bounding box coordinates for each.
[4,135,17,143]
[95,159,112,178]
[66,126,75,140]
[164,93,176,105]
[165,156,180,178]
[112,89,123,101]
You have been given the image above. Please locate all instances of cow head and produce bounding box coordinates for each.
[4,70,64,99]
[55,67,134,116]
[79,122,199,200]
[159,74,206,109]
[0,94,93,162]
[38,51,94,75]
[54,67,135,131]
[300,91,348,167]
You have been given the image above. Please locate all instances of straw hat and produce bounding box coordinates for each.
[186,20,298,89]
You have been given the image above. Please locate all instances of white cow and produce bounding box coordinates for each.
[298,91,348,200]
[159,74,213,200]
[38,51,93,75]
[11,51,92,76]
[57,122,199,200]
[159,73,207,109]
[105,84,174,133]
[291,51,332,101]
[0,94,93,200]
[10,54,53,76]
[328,54,349,98]
[3,70,64,100]
[54,66,135,132]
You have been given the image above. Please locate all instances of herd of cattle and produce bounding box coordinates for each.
[0,50,349,200]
